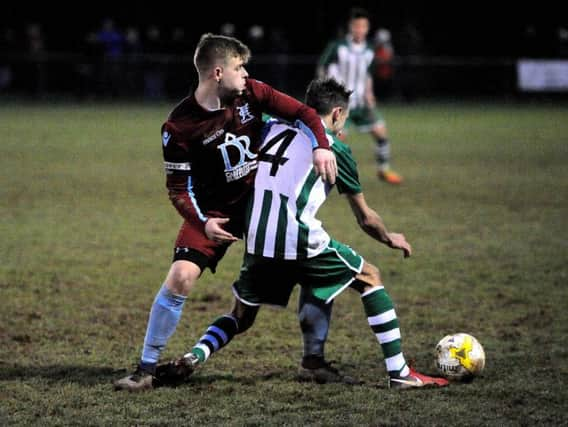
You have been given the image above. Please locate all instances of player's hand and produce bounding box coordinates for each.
[313,148,337,185]
[204,218,239,243]
[386,232,412,258]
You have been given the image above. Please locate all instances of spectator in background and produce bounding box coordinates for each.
[266,27,290,92]
[557,26,568,58]
[220,22,236,38]
[76,28,101,100]
[318,8,404,185]
[245,25,269,82]
[124,26,143,98]
[94,18,125,98]
[25,23,47,98]
[246,25,266,53]
[522,25,539,57]
[0,27,16,93]
[166,26,192,99]
[143,24,165,100]
[373,28,396,101]
[96,19,124,59]
[397,21,424,102]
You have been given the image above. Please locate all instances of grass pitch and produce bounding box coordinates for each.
[1,100,567,426]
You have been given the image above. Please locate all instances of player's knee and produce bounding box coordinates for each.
[368,264,381,285]
[373,124,387,139]
[235,312,256,333]
[165,261,200,295]
[353,263,382,293]
[231,299,258,334]
[363,263,381,286]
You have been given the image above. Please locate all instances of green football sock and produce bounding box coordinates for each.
[362,286,409,377]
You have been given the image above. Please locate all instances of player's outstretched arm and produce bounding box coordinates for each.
[346,193,411,258]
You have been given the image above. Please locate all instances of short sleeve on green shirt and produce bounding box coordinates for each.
[331,136,362,195]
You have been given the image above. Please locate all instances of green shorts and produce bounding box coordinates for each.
[232,239,364,307]
[346,106,385,132]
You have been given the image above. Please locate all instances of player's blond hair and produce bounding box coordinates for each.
[194,33,251,74]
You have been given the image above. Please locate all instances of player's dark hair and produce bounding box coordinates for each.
[305,78,352,115]
[349,7,370,21]
[194,33,251,73]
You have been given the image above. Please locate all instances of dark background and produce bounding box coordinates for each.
[3,3,565,56]
[2,3,566,99]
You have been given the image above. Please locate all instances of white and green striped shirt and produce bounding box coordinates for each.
[245,121,361,260]
[319,36,375,109]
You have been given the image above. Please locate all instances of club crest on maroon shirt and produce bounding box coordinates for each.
[237,103,255,124]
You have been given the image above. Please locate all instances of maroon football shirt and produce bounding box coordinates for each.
[162,78,329,223]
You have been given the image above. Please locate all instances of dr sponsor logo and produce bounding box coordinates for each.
[217,132,258,182]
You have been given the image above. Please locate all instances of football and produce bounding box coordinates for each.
[435,333,485,381]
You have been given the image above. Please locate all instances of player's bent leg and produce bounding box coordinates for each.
[298,291,359,384]
[352,261,406,377]
[164,260,202,296]
[297,290,361,385]
[141,261,200,364]
[190,298,258,364]
[350,262,448,389]
[231,297,259,334]
[298,287,333,360]
[155,298,260,385]
[352,262,381,292]
[371,123,388,140]
[371,123,403,185]
[113,261,201,392]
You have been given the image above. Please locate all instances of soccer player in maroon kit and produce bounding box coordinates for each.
[114,33,337,391]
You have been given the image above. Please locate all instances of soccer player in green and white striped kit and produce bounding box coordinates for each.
[318,7,403,185]
[157,78,448,389]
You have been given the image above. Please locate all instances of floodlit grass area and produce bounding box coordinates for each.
[1,101,567,425]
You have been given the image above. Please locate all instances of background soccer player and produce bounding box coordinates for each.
[114,33,337,391]
[318,7,403,185]
[156,78,448,390]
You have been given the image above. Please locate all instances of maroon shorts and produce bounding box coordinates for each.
[173,214,244,273]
